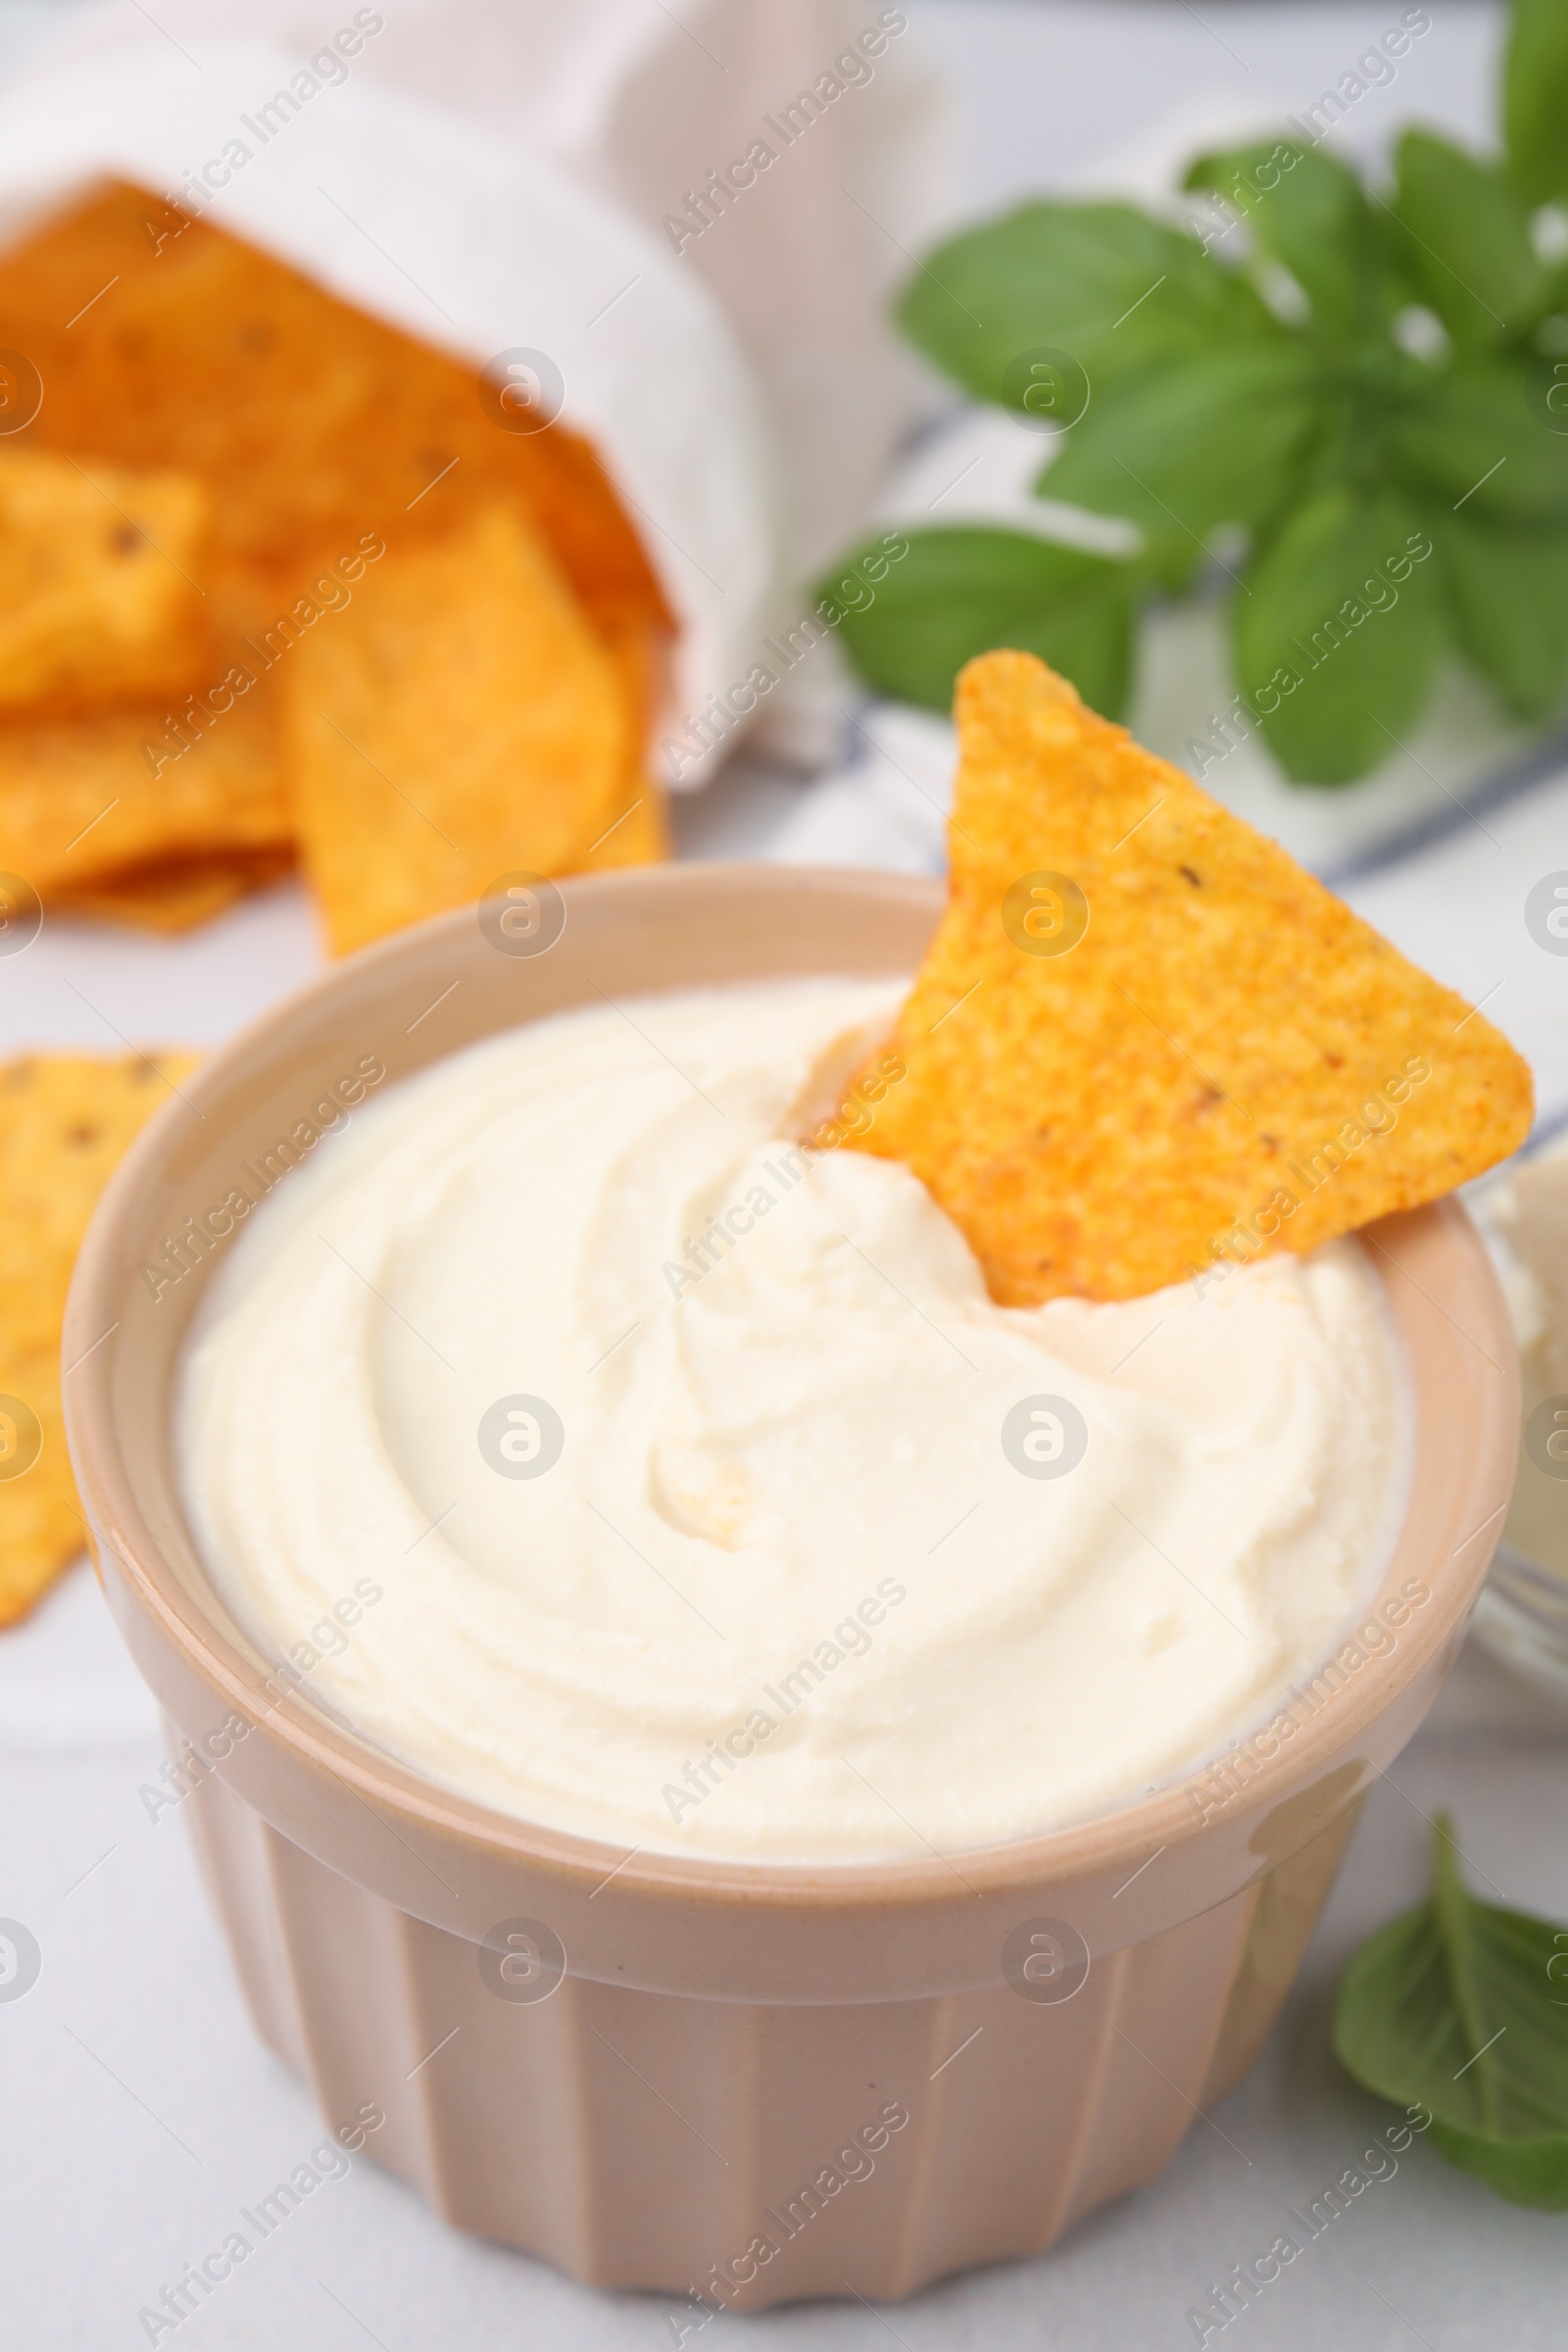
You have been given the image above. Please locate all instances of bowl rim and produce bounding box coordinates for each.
[64,862,1521,1915]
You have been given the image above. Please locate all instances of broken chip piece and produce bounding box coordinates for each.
[0,446,210,714]
[843,650,1535,1303]
[0,1051,197,1624]
[1,690,287,899]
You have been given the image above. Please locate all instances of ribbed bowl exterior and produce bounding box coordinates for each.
[181,1749,1354,2305]
[64,868,1521,2310]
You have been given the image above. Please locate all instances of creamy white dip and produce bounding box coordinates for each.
[1476,1140,1568,1581]
[176,978,1412,1862]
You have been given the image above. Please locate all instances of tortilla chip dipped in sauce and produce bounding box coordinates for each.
[842,651,1534,1304]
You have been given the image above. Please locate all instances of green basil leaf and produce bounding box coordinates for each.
[1505,0,1568,205]
[1390,129,1549,348]
[820,527,1135,718]
[1438,511,1568,720]
[1231,484,1442,783]
[1184,139,1383,340]
[896,202,1275,411]
[1039,345,1322,582]
[1334,1816,1568,2211]
[1392,356,1568,520]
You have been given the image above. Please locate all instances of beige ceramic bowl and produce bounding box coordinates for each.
[64,866,1518,2310]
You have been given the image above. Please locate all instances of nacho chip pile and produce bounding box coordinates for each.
[0,182,682,1621]
[846,651,1534,1303]
[0,1053,195,1624]
[0,178,673,946]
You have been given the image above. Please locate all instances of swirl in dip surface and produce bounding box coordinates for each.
[175,977,1412,1862]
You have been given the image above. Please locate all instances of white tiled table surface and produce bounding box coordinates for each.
[5,5,1568,2347]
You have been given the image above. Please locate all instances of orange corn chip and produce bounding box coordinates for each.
[2,689,287,897]
[845,651,1534,1303]
[0,1052,196,1625]
[283,504,628,955]
[0,446,210,713]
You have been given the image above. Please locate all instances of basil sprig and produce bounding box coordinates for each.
[1334,1814,1568,2208]
[824,0,1568,784]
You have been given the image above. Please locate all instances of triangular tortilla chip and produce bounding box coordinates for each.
[844,651,1534,1303]
[283,504,630,955]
